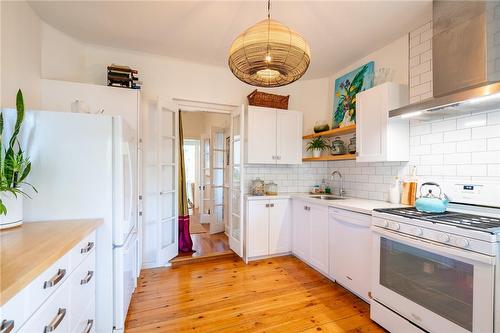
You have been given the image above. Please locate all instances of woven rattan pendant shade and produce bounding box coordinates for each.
[228,18,311,87]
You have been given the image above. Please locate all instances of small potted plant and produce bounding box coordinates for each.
[306,136,329,158]
[0,90,36,229]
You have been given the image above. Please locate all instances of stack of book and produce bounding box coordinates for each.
[107,64,142,89]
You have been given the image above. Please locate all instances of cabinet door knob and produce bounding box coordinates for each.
[1,320,14,333]
[43,269,66,289]
[44,308,66,333]
[270,203,274,208]
[265,204,269,208]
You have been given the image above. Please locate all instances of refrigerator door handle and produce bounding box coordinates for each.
[123,141,134,230]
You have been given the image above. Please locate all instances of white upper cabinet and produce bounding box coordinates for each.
[246,106,303,165]
[276,110,303,164]
[247,106,277,164]
[356,82,409,162]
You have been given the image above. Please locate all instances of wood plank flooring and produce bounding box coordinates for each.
[170,223,232,264]
[125,255,384,332]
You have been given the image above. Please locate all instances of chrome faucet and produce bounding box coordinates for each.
[331,170,344,197]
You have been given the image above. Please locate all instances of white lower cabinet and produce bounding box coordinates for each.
[329,207,372,302]
[1,231,97,333]
[247,198,291,259]
[292,200,329,276]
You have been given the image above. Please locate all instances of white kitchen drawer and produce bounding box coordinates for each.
[69,232,95,273]
[69,252,95,331]
[20,278,70,333]
[0,288,28,333]
[71,300,95,333]
[26,253,70,316]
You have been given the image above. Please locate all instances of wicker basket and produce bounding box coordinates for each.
[247,90,289,110]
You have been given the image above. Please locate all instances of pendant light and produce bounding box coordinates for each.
[228,0,311,87]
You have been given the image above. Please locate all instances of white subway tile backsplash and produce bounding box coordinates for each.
[443,153,471,165]
[472,151,500,164]
[410,124,431,136]
[420,154,444,165]
[421,133,443,144]
[456,139,487,152]
[444,128,471,142]
[488,164,500,176]
[411,144,431,155]
[471,125,500,139]
[488,137,500,150]
[432,142,456,154]
[487,110,500,124]
[432,165,457,176]
[457,164,488,176]
[431,119,456,133]
[457,114,487,129]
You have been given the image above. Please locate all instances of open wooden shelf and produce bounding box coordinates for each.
[303,124,356,139]
[302,154,356,162]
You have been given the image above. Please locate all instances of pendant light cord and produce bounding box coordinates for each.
[267,0,271,19]
[266,0,271,64]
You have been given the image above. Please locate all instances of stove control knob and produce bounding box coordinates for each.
[411,227,423,236]
[437,233,450,243]
[456,237,470,248]
[389,222,400,231]
[381,220,389,228]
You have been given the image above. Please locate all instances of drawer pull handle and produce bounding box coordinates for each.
[43,269,66,289]
[80,271,94,285]
[82,319,94,333]
[44,308,66,332]
[81,242,94,254]
[0,320,14,333]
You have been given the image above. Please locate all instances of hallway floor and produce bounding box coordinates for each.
[170,213,232,264]
[125,255,384,332]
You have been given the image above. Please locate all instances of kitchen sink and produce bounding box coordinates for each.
[309,195,346,200]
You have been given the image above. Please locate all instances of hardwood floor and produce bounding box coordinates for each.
[125,255,384,332]
[170,223,233,264]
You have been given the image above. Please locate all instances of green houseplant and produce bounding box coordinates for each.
[306,136,329,158]
[0,90,36,229]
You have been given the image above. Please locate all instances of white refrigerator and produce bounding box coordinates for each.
[16,109,138,332]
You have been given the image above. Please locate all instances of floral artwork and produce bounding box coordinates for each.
[333,62,374,128]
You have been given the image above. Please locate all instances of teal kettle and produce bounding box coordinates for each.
[415,182,449,213]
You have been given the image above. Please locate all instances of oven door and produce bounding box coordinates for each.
[371,226,495,333]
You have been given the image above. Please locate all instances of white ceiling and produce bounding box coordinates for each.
[29,1,432,79]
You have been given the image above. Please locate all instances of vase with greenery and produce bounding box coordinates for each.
[306,136,328,158]
[0,90,36,229]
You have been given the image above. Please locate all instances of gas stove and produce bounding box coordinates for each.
[374,206,500,233]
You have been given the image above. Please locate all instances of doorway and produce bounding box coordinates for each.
[172,111,232,262]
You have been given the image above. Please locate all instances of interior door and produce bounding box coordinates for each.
[200,134,212,224]
[229,106,245,258]
[209,127,226,234]
[157,106,178,266]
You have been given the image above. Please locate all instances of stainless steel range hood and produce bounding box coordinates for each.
[390,1,500,118]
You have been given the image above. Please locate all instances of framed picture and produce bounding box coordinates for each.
[333,61,374,128]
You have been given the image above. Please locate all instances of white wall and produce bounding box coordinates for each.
[41,23,86,83]
[1,1,42,108]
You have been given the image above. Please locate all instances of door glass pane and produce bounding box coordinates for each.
[161,165,175,192]
[213,150,224,169]
[380,237,473,331]
[161,137,175,164]
[213,169,223,187]
[161,109,174,137]
[161,192,175,219]
[214,187,223,204]
[161,218,175,247]
[214,205,223,224]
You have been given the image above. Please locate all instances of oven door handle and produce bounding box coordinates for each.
[371,226,495,265]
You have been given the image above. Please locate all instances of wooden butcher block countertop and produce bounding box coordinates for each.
[0,219,102,306]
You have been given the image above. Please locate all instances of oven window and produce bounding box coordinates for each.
[380,237,473,331]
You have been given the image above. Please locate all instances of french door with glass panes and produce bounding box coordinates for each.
[200,134,211,224]
[144,101,178,267]
[229,106,245,258]
[210,127,226,234]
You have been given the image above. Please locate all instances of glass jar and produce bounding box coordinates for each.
[348,135,356,154]
[265,181,278,196]
[250,178,265,196]
[331,137,347,155]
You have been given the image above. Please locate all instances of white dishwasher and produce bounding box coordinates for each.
[329,207,372,302]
